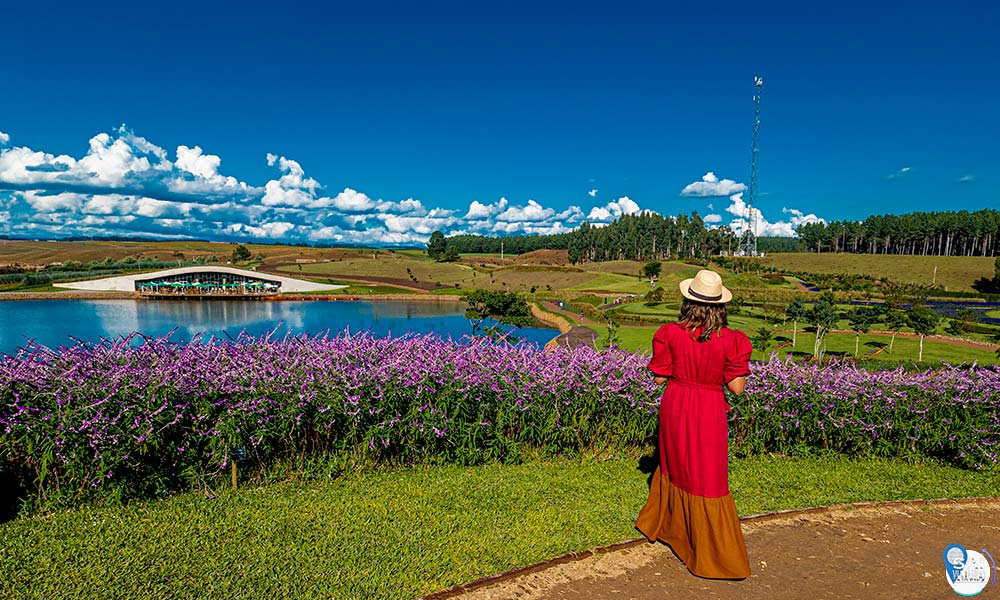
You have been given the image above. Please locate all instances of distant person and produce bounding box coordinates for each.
[635,269,752,580]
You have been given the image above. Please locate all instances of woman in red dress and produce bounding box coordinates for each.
[635,269,752,580]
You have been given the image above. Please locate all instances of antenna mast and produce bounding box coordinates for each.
[739,75,763,257]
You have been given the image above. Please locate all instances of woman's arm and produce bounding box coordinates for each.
[653,375,669,385]
[725,376,746,395]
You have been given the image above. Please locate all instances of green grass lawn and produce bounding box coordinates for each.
[568,272,649,294]
[273,258,813,298]
[1,455,995,600]
[758,253,995,293]
[283,258,604,292]
[753,331,999,363]
[591,321,998,364]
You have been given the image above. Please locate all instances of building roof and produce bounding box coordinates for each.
[53,266,345,293]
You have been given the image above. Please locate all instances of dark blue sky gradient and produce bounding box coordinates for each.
[2,0,997,232]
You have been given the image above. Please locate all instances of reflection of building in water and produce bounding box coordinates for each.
[135,271,280,298]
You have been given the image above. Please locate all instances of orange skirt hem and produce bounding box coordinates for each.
[635,466,751,580]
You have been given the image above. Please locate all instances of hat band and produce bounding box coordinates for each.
[688,288,723,302]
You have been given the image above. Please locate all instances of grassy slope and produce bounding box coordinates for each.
[594,323,998,364]
[3,241,992,294]
[285,259,601,292]
[2,456,995,600]
[567,273,649,294]
[610,301,999,363]
[759,253,994,292]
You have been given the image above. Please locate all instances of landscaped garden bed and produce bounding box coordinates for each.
[1,333,997,516]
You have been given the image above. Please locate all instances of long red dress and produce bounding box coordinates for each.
[635,322,752,579]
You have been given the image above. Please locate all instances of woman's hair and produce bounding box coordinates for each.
[678,298,728,342]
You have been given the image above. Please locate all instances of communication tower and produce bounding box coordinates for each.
[738,76,763,257]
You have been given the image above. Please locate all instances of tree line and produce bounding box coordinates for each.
[447,209,1000,261]
[447,213,739,263]
[796,209,1000,256]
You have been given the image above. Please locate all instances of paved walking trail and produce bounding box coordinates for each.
[434,499,1000,600]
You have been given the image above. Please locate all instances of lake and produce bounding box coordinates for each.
[0,299,558,356]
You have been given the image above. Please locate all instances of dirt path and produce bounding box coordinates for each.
[540,301,603,326]
[790,279,817,293]
[431,499,1000,600]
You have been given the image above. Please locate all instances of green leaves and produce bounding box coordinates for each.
[426,231,447,261]
[230,244,252,263]
[808,292,839,359]
[641,260,661,280]
[785,298,806,321]
[460,290,533,336]
[906,305,941,336]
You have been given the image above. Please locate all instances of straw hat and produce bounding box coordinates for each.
[679,269,732,304]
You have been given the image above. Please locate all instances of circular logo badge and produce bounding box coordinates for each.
[944,543,993,596]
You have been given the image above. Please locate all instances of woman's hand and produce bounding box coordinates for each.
[653,376,669,385]
[725,376,746,395]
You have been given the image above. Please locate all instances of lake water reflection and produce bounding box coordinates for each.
[0,299,557,355]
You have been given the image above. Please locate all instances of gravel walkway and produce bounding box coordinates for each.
[430,499,1000,600]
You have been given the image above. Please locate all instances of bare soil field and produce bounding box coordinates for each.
[515,250,569,265]
[759,253,994,293]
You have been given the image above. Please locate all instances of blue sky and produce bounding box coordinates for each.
[1,0,996,244]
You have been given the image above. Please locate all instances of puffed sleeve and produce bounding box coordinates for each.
[723,330,752,383]
[646,325,673,377]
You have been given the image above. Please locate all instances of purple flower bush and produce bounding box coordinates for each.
[739,359,1000,470]
[0,332,996,512]
[0,332,660,510]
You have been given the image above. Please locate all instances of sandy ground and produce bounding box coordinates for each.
[428,499,1000,600]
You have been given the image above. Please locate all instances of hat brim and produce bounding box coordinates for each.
[679,278,733,304]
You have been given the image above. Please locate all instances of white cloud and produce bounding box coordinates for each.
[725,192,749,217]
[77,132,153,186]
[330,188,376,212]
[681,172,746,197]
[587,196,641,222]
[557,206,584,222]
[83,194,135,215]
[0,131,9,145]
[175,145,222,180]
[242,221,297,238]
[887,166,912,180]
[0,147,77,184]
[267,154,320,192]
[19,191,86,213]
[377,208,458,234]
[497,199,554,223]
[723,193,826,237]
[385,198,427,215]
[704,213,723,224]
[490,220,574,236]
[464,197,508,219]
[261,179,315,208]
[0,126,669,244]
[956,175,975,184]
